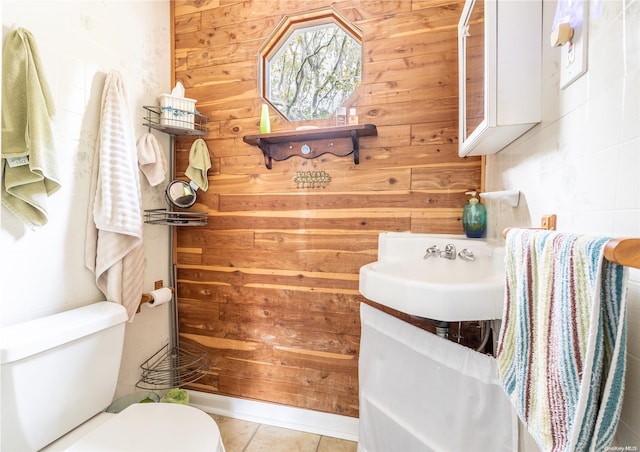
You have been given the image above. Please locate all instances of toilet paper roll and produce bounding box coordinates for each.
[146,287,173,307]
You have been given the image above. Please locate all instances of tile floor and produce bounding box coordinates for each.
[210,414,358,452]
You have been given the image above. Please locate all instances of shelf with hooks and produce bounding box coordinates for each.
[243,124,377,169]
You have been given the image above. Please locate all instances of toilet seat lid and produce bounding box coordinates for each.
[67,403,224,452]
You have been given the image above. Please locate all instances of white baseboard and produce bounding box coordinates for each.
[187,390,359,442]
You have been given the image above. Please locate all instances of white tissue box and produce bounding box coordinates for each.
[159,94,196,129]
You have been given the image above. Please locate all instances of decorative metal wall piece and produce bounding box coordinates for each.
[294,171,331,188]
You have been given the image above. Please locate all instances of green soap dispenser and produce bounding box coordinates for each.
[462,191,486,238]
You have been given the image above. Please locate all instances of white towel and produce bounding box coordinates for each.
[137,132,167,186]
[85,71,145,321]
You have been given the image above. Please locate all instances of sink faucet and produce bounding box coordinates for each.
[440,243,456,260]
[423,245,440,260]
[458,248,475,261]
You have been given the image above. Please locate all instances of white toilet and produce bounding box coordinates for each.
[0,302,225,451]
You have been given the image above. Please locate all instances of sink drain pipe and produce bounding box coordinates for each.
[475,320,492,352]
[432,320,492,353]
[434,321,450,338]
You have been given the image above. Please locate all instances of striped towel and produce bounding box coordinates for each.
[497,229,628,452]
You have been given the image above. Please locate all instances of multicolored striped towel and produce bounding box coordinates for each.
[497,229,628,452]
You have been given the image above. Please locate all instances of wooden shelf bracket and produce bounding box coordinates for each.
[351,129,360,165]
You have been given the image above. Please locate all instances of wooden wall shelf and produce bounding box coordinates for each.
[243,124,377,169]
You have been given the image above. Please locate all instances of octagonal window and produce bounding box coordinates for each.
[259,8,362,122]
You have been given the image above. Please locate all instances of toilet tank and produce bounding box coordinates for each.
[0,302,128,451]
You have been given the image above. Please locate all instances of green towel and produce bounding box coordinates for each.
[185,138,211,192]
[2,28,60,229]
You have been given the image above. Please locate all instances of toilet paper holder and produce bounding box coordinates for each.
[137,281,175,312]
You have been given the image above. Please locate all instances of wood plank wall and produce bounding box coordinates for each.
[172,0,482,418]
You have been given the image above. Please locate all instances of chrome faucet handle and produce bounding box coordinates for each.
[423,245,440,259]
[440,243,457,260]
[458,248,475,261]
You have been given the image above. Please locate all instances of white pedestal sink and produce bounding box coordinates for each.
[359,232,505,321]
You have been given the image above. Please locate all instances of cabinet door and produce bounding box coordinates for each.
[458,0,541,157]
[461,0,485,143]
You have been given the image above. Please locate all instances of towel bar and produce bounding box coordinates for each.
[604,238,640,269]
[502,228,640,269]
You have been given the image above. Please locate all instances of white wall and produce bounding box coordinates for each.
[1,1,173,398]
[485,0,640,447]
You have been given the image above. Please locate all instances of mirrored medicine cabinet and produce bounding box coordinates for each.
[458,0,542,157]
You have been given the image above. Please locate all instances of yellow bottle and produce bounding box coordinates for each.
[260,104,271,133]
